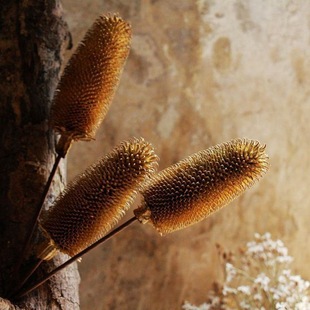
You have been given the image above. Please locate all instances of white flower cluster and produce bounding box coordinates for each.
[272,269,310,310]
[182,233,310,310]
[246,232,293,266]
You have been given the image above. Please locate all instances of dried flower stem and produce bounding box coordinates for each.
[13,216,137,299]
[10,154,62,291]
[10,136,72,295]
[9,259,44,298]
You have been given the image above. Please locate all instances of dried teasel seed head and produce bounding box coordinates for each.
[50,14,131,145]
[38,138,158,258]
[134,139,269,235]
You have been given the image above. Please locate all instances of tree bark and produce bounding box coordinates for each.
[0,1,79,309]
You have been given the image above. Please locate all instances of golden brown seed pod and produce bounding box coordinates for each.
[39,138,158,258]
[134,139,269,235]
[50,14,131,145]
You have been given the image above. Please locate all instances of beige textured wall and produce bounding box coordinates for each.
[61,1,310,309]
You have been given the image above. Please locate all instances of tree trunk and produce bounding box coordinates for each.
[0,1,80,309]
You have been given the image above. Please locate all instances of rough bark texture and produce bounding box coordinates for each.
[0,1,79,309]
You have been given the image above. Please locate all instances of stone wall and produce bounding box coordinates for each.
[61,1,310,309]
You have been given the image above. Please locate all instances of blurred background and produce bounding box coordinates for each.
[61,0,310,309]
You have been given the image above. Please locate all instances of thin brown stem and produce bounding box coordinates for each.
[9,135,72,295]
[10,154,62,282]
[14,216,138,299]
[9,259,44,298]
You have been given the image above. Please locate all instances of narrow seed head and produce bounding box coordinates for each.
[39,138,158,258]
[50,14,131,141]
[134,139,269,235]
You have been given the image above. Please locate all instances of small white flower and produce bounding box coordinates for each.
[275,301,288,310]
[254,273,270,291]
[253,293,262,301]
[263,232,271,239]
[223,284,237,296]
[295,296,310,310]
[276,255,293,264]
[239,300,251,309]
[237,285,251,296]
[254,232,261,239]
[225,263,237,283]
[210,296,220,306]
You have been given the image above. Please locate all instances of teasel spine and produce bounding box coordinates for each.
[134,139,269,235]
[13,139,268,298]
[10,138,157,297]
[51,13,132,156]
[10,14,132,286]
[37,138,158,259]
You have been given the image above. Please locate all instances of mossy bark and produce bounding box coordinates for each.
[0,1,79,308]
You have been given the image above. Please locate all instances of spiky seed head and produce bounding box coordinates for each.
[134,139,269,235]
[50,14,131,141]
[39,138,158,258]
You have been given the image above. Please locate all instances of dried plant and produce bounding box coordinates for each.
[9,12,273,303]
[135,139,269,235]
[182,233,310,310]
[38,138,158,259]
[12,14,132,282]
[51,14,132,156]
[14,139,269,299]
